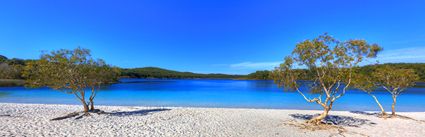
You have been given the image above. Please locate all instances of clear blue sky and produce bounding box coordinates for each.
[1,0,424,74]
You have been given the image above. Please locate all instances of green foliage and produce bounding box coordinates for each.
[246,63,425,81]
[351,68,377,93]
[271,33,381,122]
[373,65,419,96]
[7,58,27,66]
[121,67,242,79]
[355,65,420,116]
[353,64,420,94]
[361,63,425,82]
[0,55,31,79]
[0,63,23,79]
[23,47,119,90]
[24,48,90,90]
[22,47,119,112]
[0,55,7,63]
[247,70,271,80]
[272,34,381,93]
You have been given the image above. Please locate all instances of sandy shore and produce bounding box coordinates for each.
[0,103,424,137]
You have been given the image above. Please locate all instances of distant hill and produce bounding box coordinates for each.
[0,55,8,62]
[120,67,243,79]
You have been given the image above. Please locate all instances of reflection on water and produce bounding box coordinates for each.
[0,92,9,97]
[0,78,424,111]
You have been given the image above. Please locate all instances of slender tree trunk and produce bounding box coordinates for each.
[308,108,330,124]
[370,94,386,116]
[89,87,96,111]
[78,91,89,113]
[83,101,89,113]
[89,97,94,111]
[391,95,397,117]
[308,101,333,125]
[80,94,89,113]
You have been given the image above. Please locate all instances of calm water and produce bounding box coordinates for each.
[0,79,424,111]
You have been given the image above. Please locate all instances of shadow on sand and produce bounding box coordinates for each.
[350,111,425,123]
[51,108,171,121]
[290,113,376,127]
[349,111,382,117]
[108,108,171,117]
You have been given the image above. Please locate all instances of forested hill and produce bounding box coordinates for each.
[120,67,243,79]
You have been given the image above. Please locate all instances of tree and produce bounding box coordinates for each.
[23,47,118,113]
[271,34,381,124]
[352,69,386,116]
[372,65,418,117]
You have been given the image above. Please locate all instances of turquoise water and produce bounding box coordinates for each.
[0,79,424,111]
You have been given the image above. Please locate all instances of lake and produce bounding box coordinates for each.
[0,78,424,111]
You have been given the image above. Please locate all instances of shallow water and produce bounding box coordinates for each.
[0,79,424,111]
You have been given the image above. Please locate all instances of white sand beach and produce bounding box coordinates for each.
[0,103,424,137]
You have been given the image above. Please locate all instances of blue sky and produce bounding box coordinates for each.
[0,0,424,74]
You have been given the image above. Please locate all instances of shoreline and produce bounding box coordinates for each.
[1,103,424,137]
[1,102,425,112]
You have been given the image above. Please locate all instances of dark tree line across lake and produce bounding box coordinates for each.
[242,63,425,81]
[0,55,243,86]
[1,54,425,86]
[121,67,243,79]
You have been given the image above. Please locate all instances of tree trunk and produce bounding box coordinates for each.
[308,107,330,125]
[89,87,96,111]
[370,94,386,116]
[89,97,94,111]
[77,91,89,113]
[308,101,334,125]
[81,99,89,113]
[391,95,397,117]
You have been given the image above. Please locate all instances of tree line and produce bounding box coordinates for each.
[121,67,243,79]
[0,55,28,80]
[246,63,425,81]
[2,54,424,81]
[0,57,243,81]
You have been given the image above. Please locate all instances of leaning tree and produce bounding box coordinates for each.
[23,47,118,113]
[271,34,382,124]
[352,70,387,116]
[372,65,418,117]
